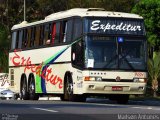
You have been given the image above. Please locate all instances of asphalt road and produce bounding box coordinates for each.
[0,98,160,120]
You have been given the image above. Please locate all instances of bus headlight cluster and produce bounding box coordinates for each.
[84,77,102,81]
[133,78,146,83]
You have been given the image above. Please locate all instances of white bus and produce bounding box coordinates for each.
[9,8,147,103]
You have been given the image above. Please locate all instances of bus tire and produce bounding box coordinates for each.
[64,75,75,101]
[28,75,39,100]
[20,77,29,100]
[13,94,19,100]
[116,95,129,104]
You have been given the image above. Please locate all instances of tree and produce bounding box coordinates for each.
[99,0,137,12]
[132,0,160,51]
[0,24,8,73]
[132,0,160,97]
[68,0,137,13]
[148,52,160,97]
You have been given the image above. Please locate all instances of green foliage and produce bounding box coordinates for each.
[67,0,136,12]
[148,52,160,96]
[132,0,160,50]
[0,49,8,73]
[148,52,160,81]
[0,24,8,46]
[0,24,8,73]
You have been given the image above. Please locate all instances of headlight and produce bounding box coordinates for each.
[1,92,7,95]
[84,77,102,81]
[139,78,146,82]
[133,78,146,83]
[96,77,102,81]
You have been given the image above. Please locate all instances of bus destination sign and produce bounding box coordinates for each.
[85,18,145,35]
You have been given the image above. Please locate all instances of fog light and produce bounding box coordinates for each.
[138,86,144,90]
[89,85,94,89]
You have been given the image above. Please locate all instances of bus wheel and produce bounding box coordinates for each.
[64,75,75,101]
[13,94,19,100]
[28,76,39,100]
[20,79,29,100]
[116,95,129,104]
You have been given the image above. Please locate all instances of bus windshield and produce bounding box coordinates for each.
[84,36,147,71]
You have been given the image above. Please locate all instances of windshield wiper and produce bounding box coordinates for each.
[119,50,135,70]
[103,54,118,68]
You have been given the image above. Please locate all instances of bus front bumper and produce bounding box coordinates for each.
[83,82,146,95]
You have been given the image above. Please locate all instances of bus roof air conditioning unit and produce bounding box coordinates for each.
[87,8,105,11]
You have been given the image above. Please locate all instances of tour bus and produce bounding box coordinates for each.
[9,8,147,103]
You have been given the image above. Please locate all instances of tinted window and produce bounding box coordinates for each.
[66,19,73,42]
[11,32,17,50]
[55,22,60,44]
[30,27,36,47]
[15,31,19,49]
[39,25,44,46]
[51,23,56,44]
[18,30,23,49]
[22,29,27,49]
[73,18,82,41]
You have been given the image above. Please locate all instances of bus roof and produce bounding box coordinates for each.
[11,8,143,30]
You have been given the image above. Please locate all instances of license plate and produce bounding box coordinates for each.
[112,86,123,91]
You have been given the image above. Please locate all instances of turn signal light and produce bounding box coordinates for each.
[84,76,90,81]
[84,77,95,81]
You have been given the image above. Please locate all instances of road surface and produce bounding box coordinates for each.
[0,98,160,120]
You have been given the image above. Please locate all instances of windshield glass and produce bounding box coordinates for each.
[84,36,147,70]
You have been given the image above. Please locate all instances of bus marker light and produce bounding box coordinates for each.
[118,37,124,43]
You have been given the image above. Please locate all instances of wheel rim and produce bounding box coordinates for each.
[29,83,34,94]
[66,76,73,95]
[67,81,73,95]
[22,83,26,96]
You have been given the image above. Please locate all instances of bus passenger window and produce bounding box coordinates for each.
[60,21,67,43]
[27,28,31,48]
[47,23,52,45]
[44,24,51,45]
[51,23,56,45]
[39,25,44,46]
[11,31,17,50]
[18,30,23,49]
[35,26,40,47]
[55,22,60,44]
[30,27,36,47]
[22,29,27,49]
[66,19,73,42]
[15,31,19,49]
